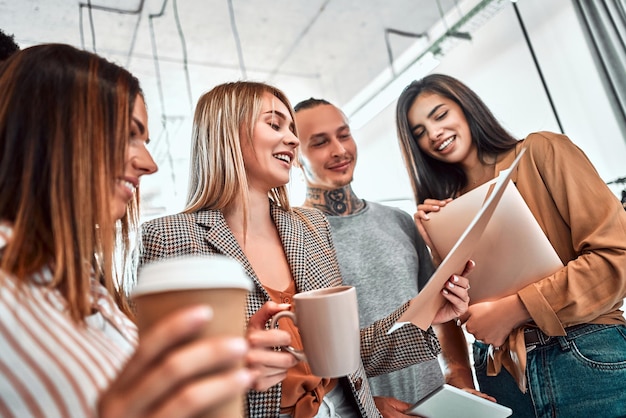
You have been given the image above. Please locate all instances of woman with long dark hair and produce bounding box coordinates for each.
[396,73,626,418]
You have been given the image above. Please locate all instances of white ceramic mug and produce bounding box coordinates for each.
[270,285,360,378]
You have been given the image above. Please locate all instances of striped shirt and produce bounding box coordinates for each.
[0,224,138,418]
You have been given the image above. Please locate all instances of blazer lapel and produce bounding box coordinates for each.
[194,210,263,288]
[193,206,310,295]
[271,205,311,293]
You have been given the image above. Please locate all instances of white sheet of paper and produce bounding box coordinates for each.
[391,149,526,332]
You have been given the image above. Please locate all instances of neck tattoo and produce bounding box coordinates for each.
[305,186,364,216]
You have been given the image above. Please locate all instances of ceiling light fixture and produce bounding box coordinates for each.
[342,0,510,130]
[384,28,429,77]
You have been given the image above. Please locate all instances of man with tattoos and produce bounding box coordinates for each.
[293,98,450,404]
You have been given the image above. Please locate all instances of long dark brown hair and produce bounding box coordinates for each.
[395,74,518,203]
[0,44,141,320]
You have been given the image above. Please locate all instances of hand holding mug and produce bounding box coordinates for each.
[270,286,361,378]
[246,301,299,391]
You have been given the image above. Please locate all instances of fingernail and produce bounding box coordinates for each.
[442,289,449,295]
[191,306,213,321]
[228,337,248,355]
[432,205,439,210]
[277,303,291,309]
[453,275,460,283]
[236,368,255,387]
[448,281,455,288]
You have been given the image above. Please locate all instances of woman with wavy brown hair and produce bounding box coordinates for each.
[0,44,263,417]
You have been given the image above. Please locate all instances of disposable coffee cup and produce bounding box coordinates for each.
[132,255,253,418]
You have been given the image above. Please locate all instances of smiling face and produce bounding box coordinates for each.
[407,92,476,169]
[295,104,357,190]
[240,92,299,193]
[110,95,158,221]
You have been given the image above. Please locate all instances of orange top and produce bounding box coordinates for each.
[265,281,337,418]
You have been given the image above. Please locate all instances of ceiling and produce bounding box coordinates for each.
[1,0,473,218]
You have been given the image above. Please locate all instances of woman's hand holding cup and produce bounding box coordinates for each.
[129,256,255,418]
[99,306,254,418]
[269,286,361,379]
[246,301,299,391]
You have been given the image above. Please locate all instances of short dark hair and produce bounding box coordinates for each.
[0,29,19,62]
[294,97,331,112]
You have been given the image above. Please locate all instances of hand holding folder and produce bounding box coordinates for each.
[423,176,563,305]
[390,148,562,332]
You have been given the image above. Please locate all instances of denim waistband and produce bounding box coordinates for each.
[524,323,619,352]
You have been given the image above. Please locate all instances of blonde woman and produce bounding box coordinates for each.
[141,81,471,417]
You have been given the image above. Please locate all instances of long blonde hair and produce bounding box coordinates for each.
[184,81,296,225]
[0,44,141,321]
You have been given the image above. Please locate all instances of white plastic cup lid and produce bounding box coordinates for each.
[132,255,253,297]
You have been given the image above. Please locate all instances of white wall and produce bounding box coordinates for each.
[312,0,626,210]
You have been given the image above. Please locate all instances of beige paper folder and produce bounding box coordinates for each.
[391,148,561,332]
[423,177,563,304]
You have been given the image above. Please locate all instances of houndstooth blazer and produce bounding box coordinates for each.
[139,203,441,418]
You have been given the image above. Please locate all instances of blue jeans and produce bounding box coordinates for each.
[473,324,626,418]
